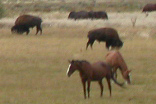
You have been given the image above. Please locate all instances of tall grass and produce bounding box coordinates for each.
[2,0,155,17]
[0,0,4,18]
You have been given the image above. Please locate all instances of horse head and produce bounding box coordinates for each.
[123,70,131,84]
[66,60,82,77]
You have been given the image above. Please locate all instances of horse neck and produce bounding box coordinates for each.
[77,62,92,76]
[118,59,128,74]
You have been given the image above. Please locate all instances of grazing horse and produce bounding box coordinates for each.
[106,51,131,84]
[66,60,124,99]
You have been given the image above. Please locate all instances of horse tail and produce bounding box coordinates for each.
[111,75,125,88]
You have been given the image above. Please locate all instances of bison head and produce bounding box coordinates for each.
[116,40,123,48]
[11,25,26,34]
[11,25,18,34]
[111,39,123,49]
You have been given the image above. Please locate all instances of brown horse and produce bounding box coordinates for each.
[106,51,131,84]
[66,60,124,99]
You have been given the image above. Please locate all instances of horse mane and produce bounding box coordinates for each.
[72,60,90,64]
[80,60,90,64]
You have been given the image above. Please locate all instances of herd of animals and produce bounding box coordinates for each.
[10,3,156,99]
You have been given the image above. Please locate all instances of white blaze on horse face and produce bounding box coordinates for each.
[66,64,71,75]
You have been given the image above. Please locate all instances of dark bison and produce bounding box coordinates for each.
[68,11,76,19]
[68,11,89,20]
[68,11,108,20]
[142,4,156,12]
[88,11,108,20]
[86,27,123,50]
[11,14,42,35]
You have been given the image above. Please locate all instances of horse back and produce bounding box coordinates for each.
[91,61,112,79]
[106,51,127,69]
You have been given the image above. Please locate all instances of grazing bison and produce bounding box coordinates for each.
[68,11,76,20]
[68,11,108,20]
[89,11,108,20]
[11,14,42,35]
[106,51,131,84]
[86,27,123,50]
[68,11,89,20]
[142,4,156,12]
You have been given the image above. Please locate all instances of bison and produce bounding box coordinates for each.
[88,11,108,20]
[68,11,108,20]
[68,11,76,20]
[86,27,123,50]
[11,14,42,35]
[68,11,89,20]
[142,4,156,12]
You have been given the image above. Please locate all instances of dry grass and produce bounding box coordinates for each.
[1,11,156,27]
[2,0,156,16]
[0,25,156,104]
[1,11,156,39]
[0,2,156,103]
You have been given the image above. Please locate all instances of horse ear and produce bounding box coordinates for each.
[128,70,132,73]
[126,70,131,75]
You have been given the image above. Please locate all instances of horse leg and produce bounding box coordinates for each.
[113,67,118,80]
[106,77,112,97]
[81,79,87,99]
[87,80,91,98]
[98,80,103,97]
[86,41,90,50]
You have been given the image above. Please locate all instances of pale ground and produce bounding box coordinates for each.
[0,11,156,38]
[1,12,156,27]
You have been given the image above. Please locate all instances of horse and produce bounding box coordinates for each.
[106,51,131,84]
[66,60,124,99]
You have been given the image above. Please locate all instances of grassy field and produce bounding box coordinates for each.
[0,24,156,104]
[0,0,156,104]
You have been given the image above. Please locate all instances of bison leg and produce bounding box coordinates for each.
[39,27,42,35]
[17,28,24,34]
[36,25,42,35]
[106,42,111,50]
[26,29,30,35]
[26,28,30,35]
[37,25,42,35]
[86,39,95,50]
[35,27,39,35]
